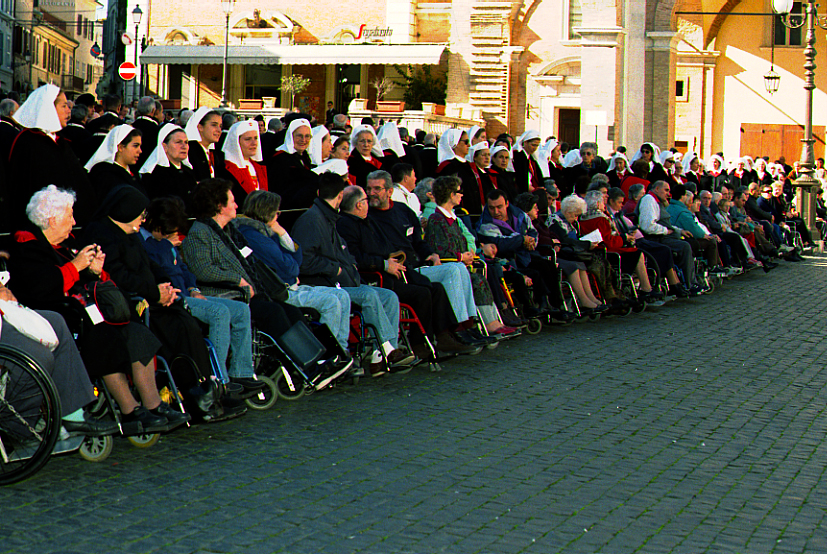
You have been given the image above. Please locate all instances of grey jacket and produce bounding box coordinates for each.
[180,220,253,298]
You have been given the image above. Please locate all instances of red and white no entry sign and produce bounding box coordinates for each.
[119,62,137,81]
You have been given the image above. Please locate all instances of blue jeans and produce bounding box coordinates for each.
[417,262,476,322]
[185,295,253,380]
[286,285,351,349]
[343,285,400,349]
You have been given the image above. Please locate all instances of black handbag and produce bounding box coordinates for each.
[75,280,132,324]
[252,259,289,303]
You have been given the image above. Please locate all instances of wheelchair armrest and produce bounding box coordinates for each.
[196,280,251,303]
[359,271,384,288]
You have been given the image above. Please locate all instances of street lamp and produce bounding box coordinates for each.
[220,0,235,107]
[132,5,143,102]
[773,0,826,236]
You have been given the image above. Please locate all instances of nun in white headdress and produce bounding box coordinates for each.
[435,128,483,213]
[375,121,410,172]
[184,106,222,181]
[7,83,98,227]
[347,123,383,188]
[462,141,494,215]
[727,155,753,190]
[467,125,487,146]
[140,125,198,203]
[308,125,332,166]
[606,152,631,189]
[86,124,146,200]
[487,144,517,201]
[268,118,325,212]
[512,129,549,194]
[220,120,267,205]
[681,152,702,188]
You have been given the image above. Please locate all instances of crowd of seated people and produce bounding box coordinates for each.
[0,84,811,453]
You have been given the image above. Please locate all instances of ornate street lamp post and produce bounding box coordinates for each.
[132,5,143,102]
[773,0,827,235]
[220,0,235,107]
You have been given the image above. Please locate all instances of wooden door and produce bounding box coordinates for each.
[740,123,824,162]
[558,109,580,147]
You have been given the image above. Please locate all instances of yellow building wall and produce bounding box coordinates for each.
[711,0,827,159]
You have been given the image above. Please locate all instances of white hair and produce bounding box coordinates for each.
[583,190,604,211]
[561,194,587,216]
[26,185,75,230]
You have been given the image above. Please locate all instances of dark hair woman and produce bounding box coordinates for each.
[85,124,146,200]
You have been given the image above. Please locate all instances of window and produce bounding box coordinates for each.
[676,79,688,101]
[566,0,583,41]
[76,15,81,36]
[774,2,804,46]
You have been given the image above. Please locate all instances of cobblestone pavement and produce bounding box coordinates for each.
[3,255,827,554]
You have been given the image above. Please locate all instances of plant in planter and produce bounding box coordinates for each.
[280,74,312,111]
[392,64,447,111]
[370,76,397,101]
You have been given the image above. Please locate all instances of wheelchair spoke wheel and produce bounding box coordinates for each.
[275,368,306,401]
[79,435,114,462]
[245,375,278,411]
[127,433,160,448]
[525,318,543,335]
[0,346,62,486]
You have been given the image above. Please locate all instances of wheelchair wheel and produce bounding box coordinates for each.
[0,346,62,486]
[525,318,543,335]
[127,433,160,448]
[632,299,647,314]
[245,375,278,411]
[275,367,306,401]
[79,435,114,462]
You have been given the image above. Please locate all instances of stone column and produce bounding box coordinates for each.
[446,0,471,106]
[574,26,624,155]
[619,0,646,149]
[645,31,679,149]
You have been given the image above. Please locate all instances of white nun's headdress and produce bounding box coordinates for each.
[659,150,675,165]
[437,129,466,164]
[184,106,215,142]
[377,121,406,157]
[140,125,191,174]
[14,84,62,133]
[308,125,330,166]
[607,152,630,173]
[513,130,550,177]
[277,118,312,155]
[630,142,662,164]
[562,149,582,168]
[681,152,699,174]
[349,124,383,157]
[85,124,135,171]
[466,141,490,163]
[467,125,482,144]
[312,158,349,176]
[222,120,262,169]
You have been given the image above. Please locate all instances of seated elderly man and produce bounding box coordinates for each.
[697,189,753,271]
[290,172,415,376]
[623,182,646,219]
[637,180,702,296]
[745,182,791,251]
[477,189,574,321]
[666,184,727,276]
[363,170,493,347]
[730,189,780,260]
[337,184,479,356]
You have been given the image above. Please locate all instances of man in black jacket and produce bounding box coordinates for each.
[291,172,414,375]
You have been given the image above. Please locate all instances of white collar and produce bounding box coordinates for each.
[437,205,457,220]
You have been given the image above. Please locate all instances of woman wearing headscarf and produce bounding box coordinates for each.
[82,184,220,418]
[7,84,98,231]
[512,130,548,195]
[467,125,487,146]
[728,156,754,190]
[708,154,728,191]
[347,124,383,189]
[545,139,567,194]
[487,145,517,202]
[85,124,146,201]
[647,150,675,184]
[682,152,704,190]
[308,124,332,167]
[753,158,774,188]
[377,121,418,175]
[185,107,223,182]
[435,129,479,214]
[464,142,494,216]
[140,125,198,207]
[266,118,318,215]
[218,120,267,206]
[606,152,631,189]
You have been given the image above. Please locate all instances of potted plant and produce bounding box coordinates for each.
[280,74,311,111]
[372,76,405,112]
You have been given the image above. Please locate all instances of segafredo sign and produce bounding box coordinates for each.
[356,25,393,41]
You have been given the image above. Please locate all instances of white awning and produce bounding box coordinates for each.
[140,43,447,65]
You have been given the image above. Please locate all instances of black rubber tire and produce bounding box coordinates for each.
[275,368,306,401]
[80,435,114,461]
[0,346,62,486]
[244,375,278,411]
[526,318,543,335]
[127,433,160,448]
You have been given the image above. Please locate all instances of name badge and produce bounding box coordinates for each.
[86,305,104,325]
[240,246,253,258]
[406,227,414,236]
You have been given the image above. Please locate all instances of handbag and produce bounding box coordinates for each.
[0,301,59,351]
[75,280,132,324]
[252,260,289,303]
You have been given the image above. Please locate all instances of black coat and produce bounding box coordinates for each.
[419,145,439,179]
[347,152,384,189]
[368,202,433,265]
[187,141,223,182]
[436,158,481,215]
[265,149,318,211]
[488,167,518,203]
[88,161,147,202]
[56,122,91,161]
[131,116,160,171]
[291,197,361,287]
[7,129,98,232]
[143,164,199,208]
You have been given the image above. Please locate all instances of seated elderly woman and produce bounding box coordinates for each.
[579,190,660,302]
[512,192,606,314]
[233,190,353,353]
[181,178,353,389]
[8,185,188,431]
[424,176,519,337]
[81,185,224,419]
[547,195,627,310]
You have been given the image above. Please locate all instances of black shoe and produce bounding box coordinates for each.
[463,329,498,345]
[202,400,247,423]
[62,412,118,437]
[122,406,169,432]
[668,284,690,298]
[436,331,482,355]
[231,377,267,392]
[454,329,493,346]
[547,308,576,322]
[315,356,354,390]
[149,401,191,428]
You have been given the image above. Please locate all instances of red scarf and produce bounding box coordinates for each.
[469,164,486,209]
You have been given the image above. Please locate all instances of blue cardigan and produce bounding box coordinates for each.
[234,216,303,286]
